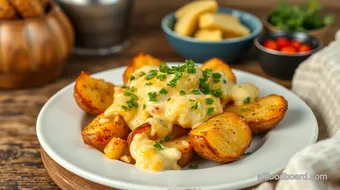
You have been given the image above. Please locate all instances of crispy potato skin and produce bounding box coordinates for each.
[74,71,115,115]
[9,0,44,18]
[82,114,130,151]
[162,136,195,167]
[224,94,288,134]
[104,137,128,160]
[189,112,251,163]
[201,58,236,83]
[123,53,162,84]
[127,124,190,146]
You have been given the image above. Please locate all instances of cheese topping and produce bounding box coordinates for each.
[104,61,260,171]
[130,133,181,171]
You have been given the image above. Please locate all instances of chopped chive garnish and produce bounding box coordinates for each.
[159,88,168,95]
[180,90,186,95]
[153,142,162,151]
[207,108,214,115]
[206,98,214,105]
[191,101,199,110]
[243,96,251,105]
[191,89,201,95]
[148,92,158,102]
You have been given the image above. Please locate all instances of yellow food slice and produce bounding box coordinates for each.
[199,13,250,38]
[174,0,218,37]
[194,29,223,41]
[175,0,217,19]
[224,94,288,134]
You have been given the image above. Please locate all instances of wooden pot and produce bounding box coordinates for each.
[0,1,74,89]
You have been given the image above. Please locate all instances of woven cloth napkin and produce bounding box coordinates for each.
[253,33,340,190]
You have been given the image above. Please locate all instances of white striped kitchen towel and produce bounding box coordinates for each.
[254,34,340,190]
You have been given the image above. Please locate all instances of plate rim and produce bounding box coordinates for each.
[37,64,318,190]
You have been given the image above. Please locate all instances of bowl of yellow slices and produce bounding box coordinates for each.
[161,0,262,63]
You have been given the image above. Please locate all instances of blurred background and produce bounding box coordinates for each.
[0,0,339,189]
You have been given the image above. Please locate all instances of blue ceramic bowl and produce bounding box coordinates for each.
[161,8,262,63]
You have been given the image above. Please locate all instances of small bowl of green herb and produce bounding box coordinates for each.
[264,0,335,42]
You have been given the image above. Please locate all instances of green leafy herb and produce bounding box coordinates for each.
[145,70,158,80]
[160,62,170,73]
[146,82,152,86]
[211,89,223,98]
[188,164,199,169]
[240,107,248,112]
[223,79,227,84]
[268,0,335,31]
[167,98,171,101]
[243,96,251,105]
[243,152,252,156]
[121,85,128,89]
[167,72,182,87]
[180,90,186,95]
[140,71,146,77]
[122,105,127,110]
[159,88,168,95]
[164,136,171,142]
[153,142,163,151]
[207,108,214,115]
[191,89,200,95]
[148,92,158,102]
[206,98,214,105]
[129,75,135,81]
[185,59,196,74]
[191,101,199,110]
[157,74,167,81]
[143,104,146,109]
[123,87,138,109]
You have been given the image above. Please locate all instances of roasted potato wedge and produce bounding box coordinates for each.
[0,0,18,19]
[74,71,115,115]
[224,94,288,134]
[82,114,130,151]
[123,53,162,84]
[201,58,236,83]
[189,112,251,163]
[9,0,44,18]
[162,135,195,167]
[104,137,128,159]
[127,123,190,146]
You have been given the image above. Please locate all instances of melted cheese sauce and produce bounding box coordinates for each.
[130,133,181,171]
[104,63,259,171]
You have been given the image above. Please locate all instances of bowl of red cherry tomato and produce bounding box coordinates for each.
[254,31,322,80]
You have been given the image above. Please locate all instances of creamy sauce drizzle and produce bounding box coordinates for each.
[104,63,259,171]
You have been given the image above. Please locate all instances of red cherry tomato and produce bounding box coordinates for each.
[263,40,279,50]
[291,40,302,49]
[277,37,290,48]
[299,44,312,52]
[280,46,296,54]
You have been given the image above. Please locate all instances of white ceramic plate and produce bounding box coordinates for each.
[37,64,318,190]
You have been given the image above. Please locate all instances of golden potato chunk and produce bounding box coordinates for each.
[224,94,288,134]
[0,0,18,19]
[127,123,190,146]
[74,71,115,115]
[9,0,44,18]
[189,112,251,163]
[199,13,250,38]
[174,0,218,36]
[201,58,236,83]
[82,114,130,151]
[194,29,223,42]
[104,137,128,160]
[123,53,162,84]
[175,0,217,19]
[162,135,195,168]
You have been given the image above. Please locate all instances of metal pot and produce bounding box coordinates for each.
[56,0,133,55]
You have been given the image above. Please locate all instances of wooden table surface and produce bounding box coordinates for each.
[0,0,339,189]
